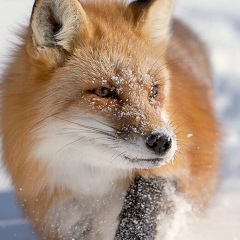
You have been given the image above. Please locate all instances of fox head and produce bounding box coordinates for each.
[4,0,178,193]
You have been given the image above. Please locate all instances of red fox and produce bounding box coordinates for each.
[1,0,219,239]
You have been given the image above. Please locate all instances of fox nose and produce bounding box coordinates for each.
[146,133,172,155]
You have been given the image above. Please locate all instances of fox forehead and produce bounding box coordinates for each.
[64,42,168,90]
[59,3,169,88]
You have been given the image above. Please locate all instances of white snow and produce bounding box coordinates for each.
[0,0,240,239]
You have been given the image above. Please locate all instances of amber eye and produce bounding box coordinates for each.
[150,85,159,98]
[92,87,113,98]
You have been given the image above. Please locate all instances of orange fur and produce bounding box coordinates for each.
[1,0,219,239]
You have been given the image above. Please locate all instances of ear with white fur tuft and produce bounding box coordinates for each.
[30,0,90,53]
[128,0,175,48]
[142,0,175,46]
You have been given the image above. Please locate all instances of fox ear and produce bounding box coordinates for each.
[30,0,90,53]
[128,0,175,47]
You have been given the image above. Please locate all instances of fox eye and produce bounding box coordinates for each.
[92,87,113,98]
[150,85,159,98]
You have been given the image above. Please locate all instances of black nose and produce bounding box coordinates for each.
[146,133,172,155]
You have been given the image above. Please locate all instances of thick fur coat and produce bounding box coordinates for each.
[1,0,219,239]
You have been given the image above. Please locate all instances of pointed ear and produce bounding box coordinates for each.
[128,0,175,47]
[30,0,91,54]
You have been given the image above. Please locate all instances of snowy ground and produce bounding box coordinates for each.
[0,0,239,239]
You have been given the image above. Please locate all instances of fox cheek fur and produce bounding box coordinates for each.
[1,0,219,239]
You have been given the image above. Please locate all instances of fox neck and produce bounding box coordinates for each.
[45,159,132,197]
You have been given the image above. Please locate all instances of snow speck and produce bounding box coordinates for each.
[187,134,193,138]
